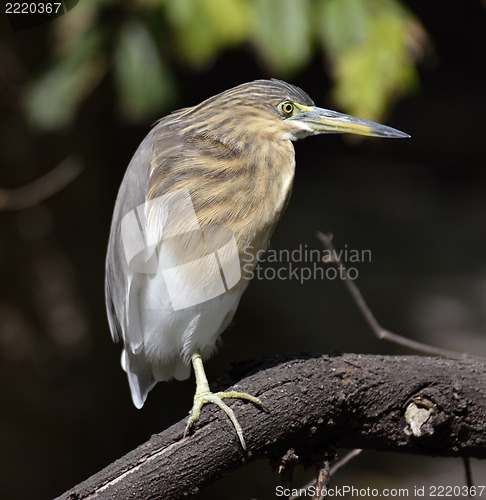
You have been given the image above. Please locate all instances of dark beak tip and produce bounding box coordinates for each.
[377,129,410,139]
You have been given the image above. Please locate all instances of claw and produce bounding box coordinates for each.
[184,352,265,450]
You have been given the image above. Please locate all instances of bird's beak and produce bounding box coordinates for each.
[292,105,410,138]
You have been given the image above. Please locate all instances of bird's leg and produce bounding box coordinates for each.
[183,351,264,450]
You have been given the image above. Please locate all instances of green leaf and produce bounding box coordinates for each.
[316,0,421,120]
[165,0,252,66]
[316,0,369,55]
[23,28,106,131]
[252,0,312,74]
[113,20,175,121]
[333,13,418,120]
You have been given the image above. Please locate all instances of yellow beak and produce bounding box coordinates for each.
[291,105,410,139]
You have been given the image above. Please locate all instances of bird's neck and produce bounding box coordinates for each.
[147,125,296,270]
[195,137,296,257]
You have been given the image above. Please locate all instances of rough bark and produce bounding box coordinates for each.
[55,353,486,500]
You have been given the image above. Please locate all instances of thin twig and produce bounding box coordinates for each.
[290,449,363,499]
[313,460,330,500]
[281,466,293,499]
[316,231,469,359]
[0,155,83,210]
[462,456,474,497]
[279,449,299,500]
[330,449,363,476]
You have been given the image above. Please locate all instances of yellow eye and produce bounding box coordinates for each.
[279,101,294,117]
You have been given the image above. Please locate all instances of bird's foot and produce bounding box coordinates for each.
[184,389,264,450]
[184,352,265,450]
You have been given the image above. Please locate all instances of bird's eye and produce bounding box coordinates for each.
[278,101,294,117]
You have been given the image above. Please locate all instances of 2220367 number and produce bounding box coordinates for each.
[430,485,485,496]
[5,2,61,14]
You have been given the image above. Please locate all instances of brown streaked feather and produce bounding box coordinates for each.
[147,80,306,266]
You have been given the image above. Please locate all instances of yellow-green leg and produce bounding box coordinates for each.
[183,351,264,450]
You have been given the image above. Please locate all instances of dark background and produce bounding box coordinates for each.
[0,2,485,499]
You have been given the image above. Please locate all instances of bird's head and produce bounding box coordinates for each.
[180,79,409,147]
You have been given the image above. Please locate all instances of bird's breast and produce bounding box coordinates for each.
[148,126,296,287]
[193,139,296,279]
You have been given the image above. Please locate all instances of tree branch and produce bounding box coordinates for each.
[56,353,486,500]
[0,155,82,211]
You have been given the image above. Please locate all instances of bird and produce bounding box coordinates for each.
[105,79,409,450]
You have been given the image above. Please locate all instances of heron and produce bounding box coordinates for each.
[105,79,408,450]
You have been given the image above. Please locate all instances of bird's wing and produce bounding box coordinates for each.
[105,115,190,343]
[105,127,156,345]
[105,117,199,406]
[105,125,164,406]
